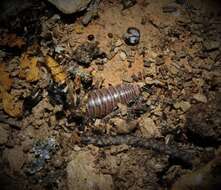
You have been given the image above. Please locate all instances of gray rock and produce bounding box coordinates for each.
[26,138,58,174]
[48,0,92,14]
[82,0,100,26]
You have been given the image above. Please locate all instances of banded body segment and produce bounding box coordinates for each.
[86,84,140,118]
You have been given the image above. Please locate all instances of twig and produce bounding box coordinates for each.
[81,135,201,165]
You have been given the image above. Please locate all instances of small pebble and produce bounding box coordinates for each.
[55,46,64,53]
[121,0,137,9]
[122,74,133,83]
[50,14,61,21]
[88,34,95,41]
[73,145,81,151]
[119,51,127,61]
[108,33,113,38]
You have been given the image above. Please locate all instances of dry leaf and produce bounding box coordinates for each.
[26,42,40,54]
[0,64,13,91]
[73,75,81,91]
[26,57,40,82]
[0,33,26,48]
[1,88,23,117]
[45,55,66,84]
[19,54,40,82]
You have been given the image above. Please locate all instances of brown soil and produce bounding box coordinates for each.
[0,0,221,190]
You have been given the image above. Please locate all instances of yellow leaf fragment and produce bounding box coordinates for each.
[0,64,12,91]
[45,56,66,84]
[27,57,40,82]
[19,54,40,82]
[1,89,23,117]
[74,24,84,34]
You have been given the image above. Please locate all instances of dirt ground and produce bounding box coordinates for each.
[0,0,221,189]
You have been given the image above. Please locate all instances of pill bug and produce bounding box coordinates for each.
[123,27,140,46]
[86,83,140,118]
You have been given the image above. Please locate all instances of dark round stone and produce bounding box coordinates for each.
[107,33,113,38]
[88,34,95,41]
